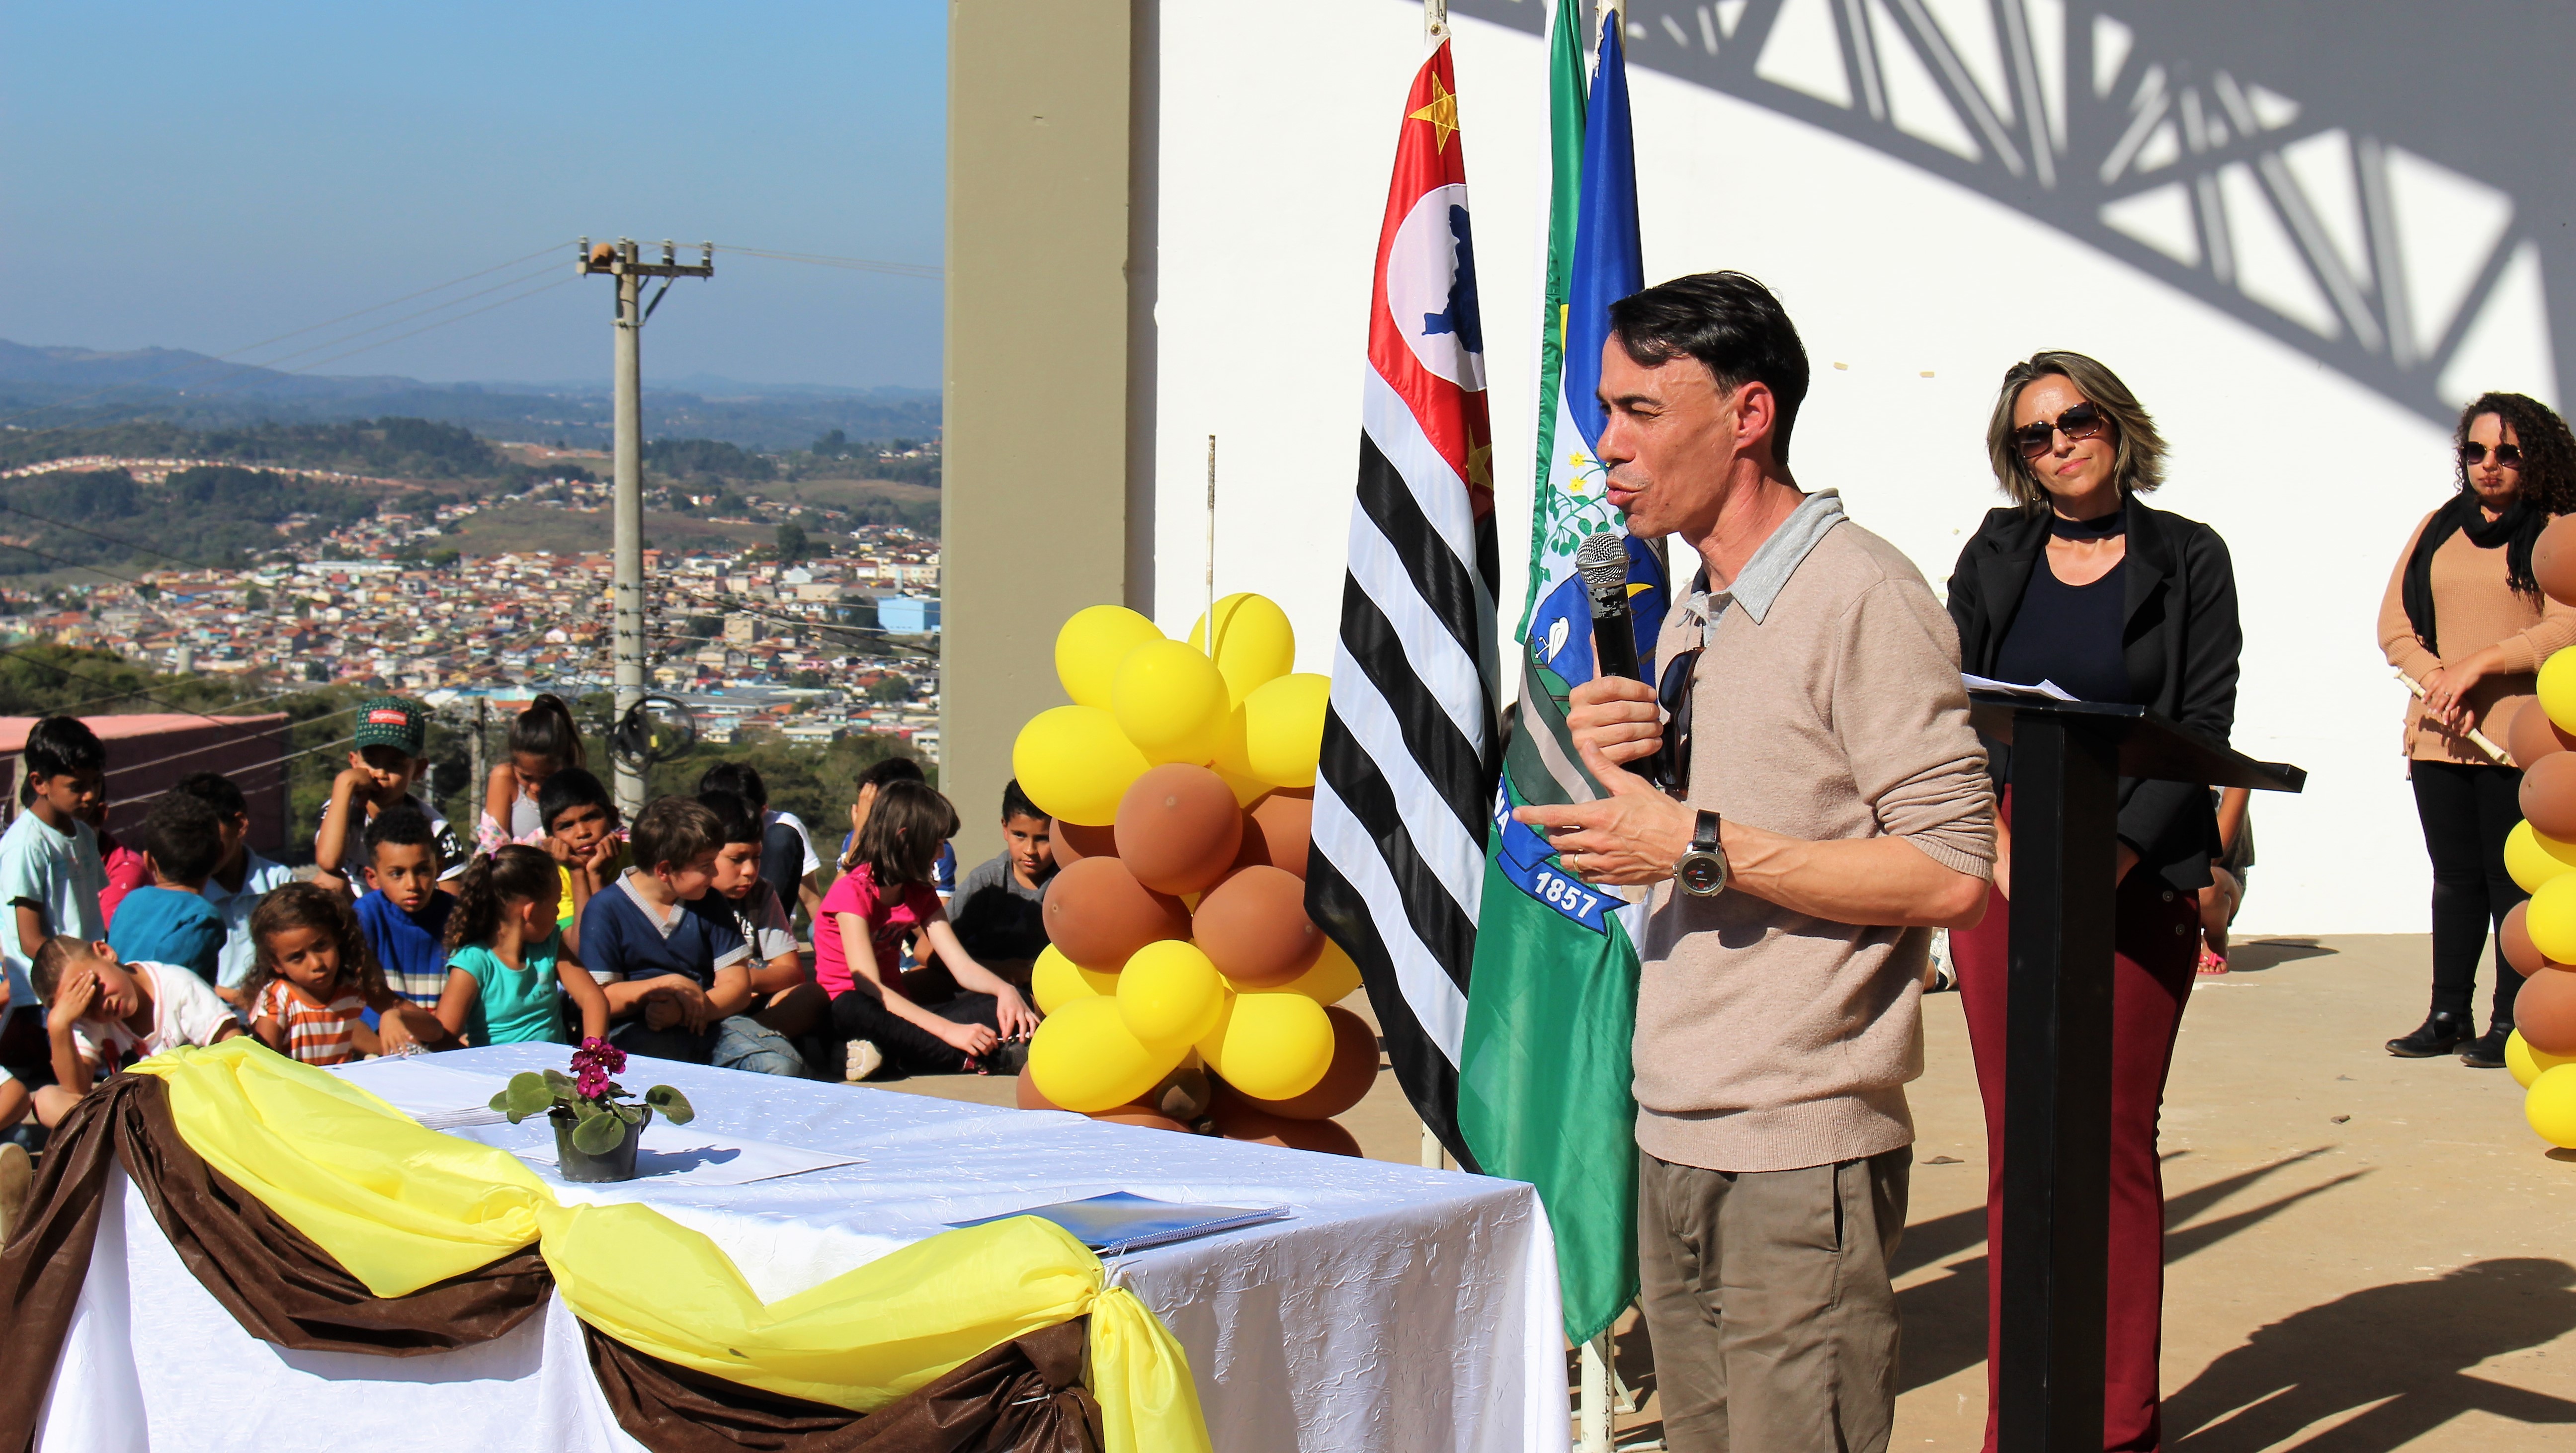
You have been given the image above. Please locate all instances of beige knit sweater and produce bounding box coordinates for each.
[1635,511,1996,1175]
[2377,509,2576,764]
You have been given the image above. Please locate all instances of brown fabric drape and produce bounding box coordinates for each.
[584,1317,1102,1453]
[1,1074,557,1451]
[0,1073,1105,1453]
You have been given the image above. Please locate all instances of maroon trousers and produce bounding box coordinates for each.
[1949,793,2199,1453]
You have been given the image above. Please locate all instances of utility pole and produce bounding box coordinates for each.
[578,238,712,818]
[468,697,488,828]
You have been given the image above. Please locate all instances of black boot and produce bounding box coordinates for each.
[2388,1011,2469,1057]
[2461,1023,2514,1068]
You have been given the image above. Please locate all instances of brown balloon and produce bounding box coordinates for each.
[1089,1109,1196,1133]
[1233,1007,1378,1120]
[1016,1066,1064,1111]
[1115,763,1245,896]
[2525,753,2576,840]
[1042,856,1193,969]
[1141,1064,1213,1123]
[1209,1089,1363,1157]
[2537,514,2576,609]
[2489,695,2533,752]
[1050,820,1118,867]
[2514,963,2576,1055]
[2509,697,2576,768]
[2504,901,2548,977]
[1194,865,1325,987]
[1232,789,1314,879]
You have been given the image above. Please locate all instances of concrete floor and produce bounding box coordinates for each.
[883,934,2576,1451]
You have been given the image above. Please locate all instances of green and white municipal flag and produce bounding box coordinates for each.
[1460,642,1655,1345]
[1464,0,1655,1348]
[1514,0,1641,645]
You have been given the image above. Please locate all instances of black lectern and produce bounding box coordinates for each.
[1966,695,2306,1453]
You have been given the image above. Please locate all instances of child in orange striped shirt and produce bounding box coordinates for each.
[244,884,443,1065]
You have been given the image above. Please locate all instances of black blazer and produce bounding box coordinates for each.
[1946,496,2243,892]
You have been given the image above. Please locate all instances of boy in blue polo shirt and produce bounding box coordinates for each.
[581,796,801,1075]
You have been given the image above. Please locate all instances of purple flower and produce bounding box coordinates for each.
[572,1038,626,1078]
[576,1067,611,1100]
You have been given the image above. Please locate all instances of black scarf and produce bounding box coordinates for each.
[2402,490,2541,655]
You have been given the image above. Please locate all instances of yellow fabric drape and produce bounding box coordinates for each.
[131,1038,552,1294]
[134,1041,1211,1453]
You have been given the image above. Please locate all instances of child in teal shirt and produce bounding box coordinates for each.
[432,845,608,1048]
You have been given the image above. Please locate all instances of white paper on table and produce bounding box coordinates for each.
[508,1120,864,1186]
[331,1058,516,1127]
[1962,672,2078,701]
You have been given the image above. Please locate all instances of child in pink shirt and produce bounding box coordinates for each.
[818,781,1036,1079]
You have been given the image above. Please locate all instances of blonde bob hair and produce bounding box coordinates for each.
[1984,350,2167,506]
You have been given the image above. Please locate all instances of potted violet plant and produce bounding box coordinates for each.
[490,1039,695,1183]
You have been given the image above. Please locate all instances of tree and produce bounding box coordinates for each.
[812,428,850,457]
[868,673,912,704]
[243,586,270,613]
[776,521,811,562]
[791,669,826,689]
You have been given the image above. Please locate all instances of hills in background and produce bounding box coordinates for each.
[0,339,940,452]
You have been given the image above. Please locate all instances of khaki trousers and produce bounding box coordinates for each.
[1637,1146,1911,1453]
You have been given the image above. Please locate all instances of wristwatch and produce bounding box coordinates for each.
[1674,810,1729,897]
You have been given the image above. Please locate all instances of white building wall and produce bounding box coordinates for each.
[1147,0,2557,935]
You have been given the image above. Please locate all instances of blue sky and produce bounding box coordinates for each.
[0,2,945,389]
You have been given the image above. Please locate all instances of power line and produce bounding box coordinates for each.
[708,244,940,280]
[177,258,568,385]
[0,499,239,572]
[190,274,583,397]
[0,242,574,429]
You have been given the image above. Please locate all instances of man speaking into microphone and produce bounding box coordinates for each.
[1515,272,1995,1453]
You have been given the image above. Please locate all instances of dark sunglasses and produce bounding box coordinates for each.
[1648,647,1701,792]
[2462,441,2523,468]
[2010,402,2110,460]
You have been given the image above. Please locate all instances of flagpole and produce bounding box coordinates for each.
[1424,0,1447,40]
[1205,434,1218,650]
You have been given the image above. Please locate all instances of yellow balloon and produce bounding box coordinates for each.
[1215,765,1270,807]
[2545,648,2576,737]
[1112,639,1232,765]
[1032,945,1122,1015]
[2506,1029,2576,1088]
[1197,990,1335,1101]
[2531,875,2576,963]
[1242,672,1331,789]
[1118,940,1227,1047]
[2505,819,2576,894]
[1278,939,1363,1006]
[1188,593,1297,708]
[1011,705,1151,826]
[1055,605,1165,711]
[2527,1062,2576,1147]
[1028,996,1183,1113]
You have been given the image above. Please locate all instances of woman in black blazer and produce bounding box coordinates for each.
[1944,351,2241,1453]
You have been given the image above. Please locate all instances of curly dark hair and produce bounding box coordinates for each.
[241,882,387,1013]
[2455,392,2576,515]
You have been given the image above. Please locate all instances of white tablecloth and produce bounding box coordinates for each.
[37,1046,1569,1453]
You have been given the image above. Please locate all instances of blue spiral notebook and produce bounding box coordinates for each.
[949,1192,1289,1256]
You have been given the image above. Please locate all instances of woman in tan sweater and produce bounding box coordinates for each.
[2377,391,2576,1065]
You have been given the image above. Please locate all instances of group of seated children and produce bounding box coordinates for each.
[0,688,1076,1143]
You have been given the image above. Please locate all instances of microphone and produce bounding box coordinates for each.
[1576,531,1644,683]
